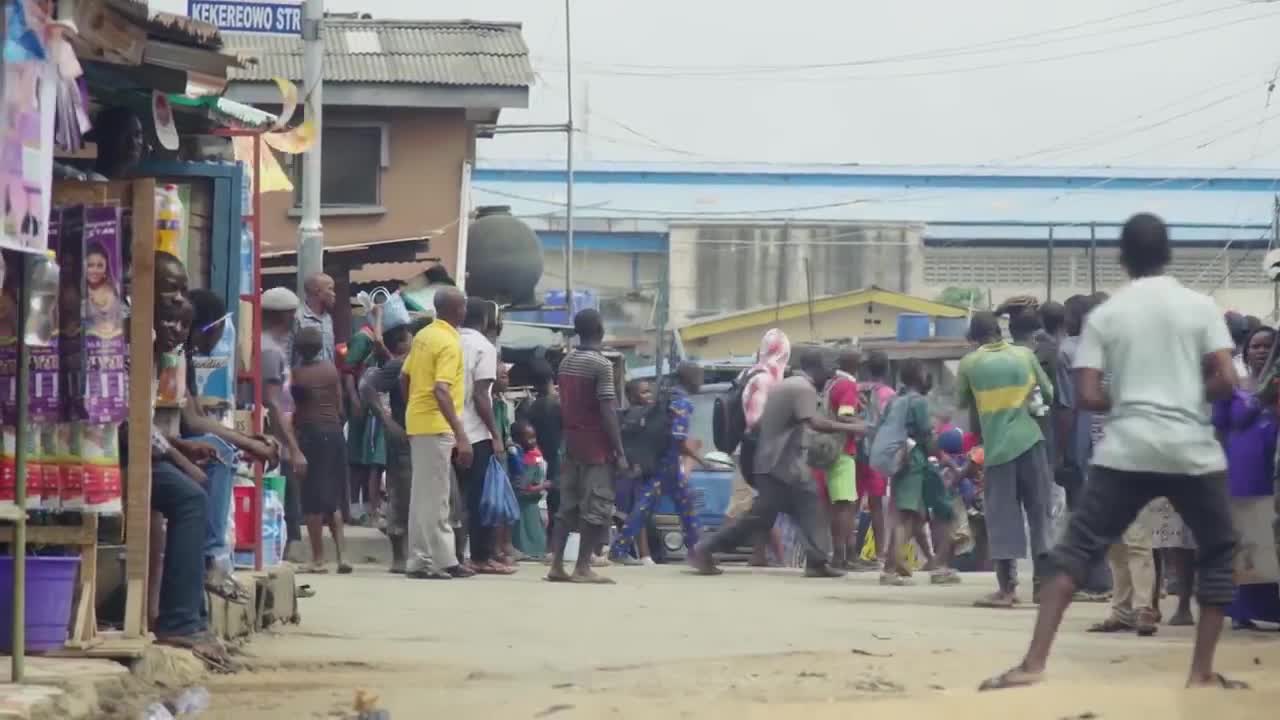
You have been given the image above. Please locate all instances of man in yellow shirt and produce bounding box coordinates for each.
[400,287,475,580]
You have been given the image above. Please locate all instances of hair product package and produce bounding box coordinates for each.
[78,206,127,423]
[80,421,121,514]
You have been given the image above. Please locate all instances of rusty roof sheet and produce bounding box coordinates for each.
[224,19,533,87]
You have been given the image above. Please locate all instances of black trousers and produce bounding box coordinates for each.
[1051,465,1237,607]
[152,460,209,637]
[457,439,496,563]
[706,473,832,567]
[282,459,302,543]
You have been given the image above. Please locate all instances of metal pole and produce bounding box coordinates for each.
[1264,196,1274,319]
[1046,226,1054,302]
[563,0,576,322]
[11,253,33,683]
[1089,222,1097,295]
[297,0,325,293]
[654,252,668,377]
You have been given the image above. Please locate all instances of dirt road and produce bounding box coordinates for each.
[204,558,1280,719]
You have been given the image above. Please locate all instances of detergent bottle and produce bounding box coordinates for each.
[155,184,183,255]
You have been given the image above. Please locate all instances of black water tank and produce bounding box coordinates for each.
[466,206,543,305]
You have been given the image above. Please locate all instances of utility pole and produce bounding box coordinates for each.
[298,0,325,293]
[563,0,576,322]
[1088,222,1097,295]
[1046,226,1054,302]
[1273,195,1279,321]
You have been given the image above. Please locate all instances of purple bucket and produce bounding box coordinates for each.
[0,556,80,653]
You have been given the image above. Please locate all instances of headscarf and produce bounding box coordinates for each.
[742,328,791,428]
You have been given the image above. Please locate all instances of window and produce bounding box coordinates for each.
[294,125,386,208]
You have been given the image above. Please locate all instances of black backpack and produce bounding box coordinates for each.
[712,369,762,453]
[620,387,672,476]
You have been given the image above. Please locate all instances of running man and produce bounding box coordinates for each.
[981,212,1245,691]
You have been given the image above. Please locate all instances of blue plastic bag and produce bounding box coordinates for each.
[479,455,519,527]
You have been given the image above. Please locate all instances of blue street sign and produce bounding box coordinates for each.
[188,1,302,35]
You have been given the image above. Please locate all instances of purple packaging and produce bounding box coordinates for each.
[58,206,83,422]
[28,209,61,423]
[77,206,127,424]
[0,249,19,425]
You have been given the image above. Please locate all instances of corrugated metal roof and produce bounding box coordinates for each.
[225,20,533,87]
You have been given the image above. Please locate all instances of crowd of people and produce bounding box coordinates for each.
[141,209,1275,690]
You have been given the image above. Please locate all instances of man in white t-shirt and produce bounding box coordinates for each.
[982,213,1246,692]
[455,298,513,575]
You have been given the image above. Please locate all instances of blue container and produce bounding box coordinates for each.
[0,556,80,652]
[541,290,598,326]
[935,316,968,338]
[896,313,931,342]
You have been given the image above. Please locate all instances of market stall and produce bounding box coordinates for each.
[1,0,280,678]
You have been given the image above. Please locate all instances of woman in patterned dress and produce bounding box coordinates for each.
[342,306,388,524]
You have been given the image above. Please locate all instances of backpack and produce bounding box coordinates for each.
[712,369,763,453]
[620,387,672,476]
[868,394,914,478]
[855,381,894,465]
[804,375,846,470]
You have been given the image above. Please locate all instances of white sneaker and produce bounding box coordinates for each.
[641,556,657,566]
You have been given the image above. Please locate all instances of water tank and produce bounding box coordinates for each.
[896,313,931,342]
[935,316,968,339]
[465,206,543,305]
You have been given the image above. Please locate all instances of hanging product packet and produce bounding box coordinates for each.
[78,206,127,423]
[39,425,59,511]
[80,421,121,514]
[26,240,61,424]
[0,426,40,511]
[0,249,20,425]
[56,421,82,511]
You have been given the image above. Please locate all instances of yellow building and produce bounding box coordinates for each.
[677,287,968,359]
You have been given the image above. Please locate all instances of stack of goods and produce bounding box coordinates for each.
[0,203,128,516]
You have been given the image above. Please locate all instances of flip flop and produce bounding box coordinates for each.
[1088,618,1134,633]
[545,572,574,583]
[407,569,453,580]
[978,666,1044,692]
[475,561,517,575]
[930,569,962,585]
[297,564,329,575]
[974,592,1017,608]
[569,573,616,585]
[1191,673,1250,690]
[204,572,251,604]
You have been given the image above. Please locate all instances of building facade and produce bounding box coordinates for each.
[225,18,535,274]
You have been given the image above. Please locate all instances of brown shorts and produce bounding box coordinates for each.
[557,457,615,529]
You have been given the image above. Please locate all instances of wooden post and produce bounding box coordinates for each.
[123,178,156,639]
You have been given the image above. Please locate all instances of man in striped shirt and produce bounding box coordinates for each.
[546,309,627,584]
[956,311,1055,608]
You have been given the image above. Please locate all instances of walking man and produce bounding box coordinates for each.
[547,309,627,584]
[958,311,1055,607]
[691,349,862,577]
[981,212,1245,691]
[294,272,336,365]
[401,288,474,580]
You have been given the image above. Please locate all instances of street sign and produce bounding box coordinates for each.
[187,1,302,35]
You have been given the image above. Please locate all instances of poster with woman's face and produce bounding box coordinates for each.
[82,233,123,340]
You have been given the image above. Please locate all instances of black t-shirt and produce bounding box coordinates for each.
[525,393,563,482]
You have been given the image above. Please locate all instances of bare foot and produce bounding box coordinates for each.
[569,570,615,585]
[545,567,572,583]
[688,545,723,576]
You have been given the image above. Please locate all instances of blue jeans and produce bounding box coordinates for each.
[184,434,238,561]
[152,460,209,637]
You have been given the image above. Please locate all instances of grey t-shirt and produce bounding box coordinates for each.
[262,332,292,413]
[752,374,819,486]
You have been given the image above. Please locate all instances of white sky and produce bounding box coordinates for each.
[154,0,1280,169]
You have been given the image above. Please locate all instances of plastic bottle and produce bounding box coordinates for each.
[172,687,211,715]
[155,184,184,255]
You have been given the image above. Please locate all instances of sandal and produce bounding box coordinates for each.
[978,666,1044,692]
[156,632,240,674]
[446,564,476,579]
[407,569,453,580]
[298,563,329,575]
[1190,673,1250,690]
[880,572,913,586]
[475,561,517,575]
[929,569,962,585]
[569,572,616,585]
[1088,617,1135,633]
[204,571,251,604]
[974,592,1017,608]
